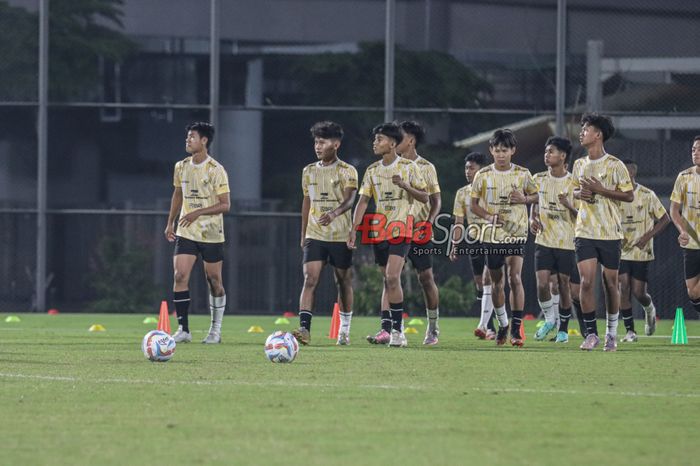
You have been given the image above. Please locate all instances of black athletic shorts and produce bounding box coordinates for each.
[619,260,650,282]
[174,236,224,263]
[373,239,411,267]
[570,263,581,285]
[574,237,621,270]
[483,242,525,270]
[535,244,575,275]
[407,241,434,272]
[683,248,700,280]
[303,239,353,269]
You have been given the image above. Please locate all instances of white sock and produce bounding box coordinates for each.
[209,294,226,334]
[552,294,560,327]
[339,311,352,334]
[427,308,439,331]
[538,298,555,324]
[606,312,619,337]
[494,305,509,328]
[478,286,494,328]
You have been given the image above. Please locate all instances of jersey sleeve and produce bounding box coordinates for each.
[615,161,634,192]
[425,164,441,195]
[410,163,427,191]
[358,169,374,199]
[173,161,182,188]
[453,189,466,217]
[214,165,230,195]
[470,172,485,199]
[301,167,310,196]
[571,160,581,189]
[343,165,359,190]
[670,174,684,204]
[650,192,667,219]
[524,170,538,195]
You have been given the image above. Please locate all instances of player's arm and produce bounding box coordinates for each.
[448,214,465,262]
[635,212,670,249]
[580,177,634,202]
[470,197,497,224]
[509,191,538,204]
[178,192,231,228]
[164,187,183,242]
[670,201,690,247]
[300,195,311,248]
[348,194,370,249]
[393,175,428,203]
[529,203,542,235]
[319,187,357,226]
[558,193,578,217]
[428,193,441,224]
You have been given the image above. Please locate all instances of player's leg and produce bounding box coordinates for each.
[471,250,492,338]
[408,244,440,345]
[506,254,525,346]
[482,267,497,338]
[628,261,655,336]
[618,264,637,342]
[554,272,572,343]
[294,260,323,345]
[367,242,392,344]
[330,242,354,345]
[549,273,561,332]
[683,249,700,316]
[599,240,623,352]
[576,237,602,350]
[172,252,197,342]
[385,247,409,347]
[534,245,556,340]
[201,242,226,344]
[486,250,509,346]
[569,262,585,338]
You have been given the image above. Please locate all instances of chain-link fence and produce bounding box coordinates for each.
[1,0,698,319]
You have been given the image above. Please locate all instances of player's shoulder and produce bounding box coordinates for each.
[511,163,530,173]
[397,157,417,167]
[533,170,548,179]
[206,156,225,171]
[476,164,493,175]
[176,156,192,167]
[415,156,435,168]
[636,183,654,195]
[337,159,357,172]
[365,160,382,172]
[605,154,625,165]
[456,185,469,196]
[678,166,697,177]
[303,161,316,172]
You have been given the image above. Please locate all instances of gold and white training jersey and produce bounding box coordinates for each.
[670,166,700,250]
[174,155,230,243]
[571,154,633,240]
[453,184,485,240]
[533,171,576,250]
[302,159,358,242]
[620,184,667,261]
[470,163,537,243]
[409,156,441,223]
[359,156,427,238]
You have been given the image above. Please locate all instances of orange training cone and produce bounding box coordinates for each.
[328,302,340,340]
[157,300,171,334]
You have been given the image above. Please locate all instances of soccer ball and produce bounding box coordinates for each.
[264,331,299,363]
[142,330,176,362]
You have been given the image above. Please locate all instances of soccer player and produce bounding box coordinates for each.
[470,129,538,347]
[349,123,428,347]
[165,122,231,344]
[572,113,634,352]
[530,136,577,343]
[670,136,700,318]
[396,121,442,345]
[618,159,670,342]
[292,122,358,346]
[449,151,497,340]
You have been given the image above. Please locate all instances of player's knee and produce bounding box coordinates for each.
[384,274,400,290]
[303,273,319,289]
[334,269,352,287]
[173,269,189,286]
[206,275,223,292]
[508,273,522,289]
[418,270,434,288]
[688,288,700,301]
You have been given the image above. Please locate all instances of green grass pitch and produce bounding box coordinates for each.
[1,313,699,466]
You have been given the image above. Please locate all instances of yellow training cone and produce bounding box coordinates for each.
[568,328,581,336]
[404,327,419,334]
[5,316,21,323]
[247,325,264,333]
[274,318,290,325]
[407,318,424,326]
[142,317,158,324]
[88,324,106,332]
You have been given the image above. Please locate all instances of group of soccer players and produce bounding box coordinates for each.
[163,116,700,352]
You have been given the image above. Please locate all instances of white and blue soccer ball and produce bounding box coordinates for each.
[142,330,176,362]
[264,331,299,363]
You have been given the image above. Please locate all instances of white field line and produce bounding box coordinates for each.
[1,372,699,399]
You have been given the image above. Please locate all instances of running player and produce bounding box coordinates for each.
[166,122,231,344]
[618,159,669,342]
[349,123,428,347]
[293,121,358,346]
[572,113,634,352]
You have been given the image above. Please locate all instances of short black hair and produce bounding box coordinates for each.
[694,135,700,143]
[488,129,517,148]
[186,122,215,148]
[545,136,572,160]
[399,120,425,146]
[310,121,344,140]
[580,113,615,142]
[465,152,489,167]
[372,122,403,145]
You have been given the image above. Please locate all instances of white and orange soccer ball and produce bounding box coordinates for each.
[142,330,176,362]
[264,331,299,363]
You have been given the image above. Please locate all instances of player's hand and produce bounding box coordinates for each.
[164,224,176,242]
[529,218,542,235]
[634,233,652,249]
[579,187,594,202]
[178,211,200,228]
[509,190,526,204]
[318,211,336,226]
[347,232,357,250]
[679,231,690,247]
[448,246,458,262]
[581,176,603,194]
[391,175,407,189]
[557,193,571,208]
[300,238,307,249]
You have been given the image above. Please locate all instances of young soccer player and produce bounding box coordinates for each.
[572,113,634,352]
[470,129,538,347]
[618,159,670,341]
[349,123,428,347]
[292,121,358,346]
[670,136,700,318]
[165,122,231,344]
[530,136,577,343]
[449,151,497,340]
[396,121,442,345]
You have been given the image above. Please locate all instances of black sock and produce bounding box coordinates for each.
[487,315,497,331]
[691,298,700,316]
[173,290,190,332]
[558,307,571,333]
[511,310,523,337]
[390,302,403,332]
[620,307,635,332]
[477,289,483,300]
[573,299,586,337]
[381,310,392,332]
[299,310,312,331]
[583,311,598,336]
